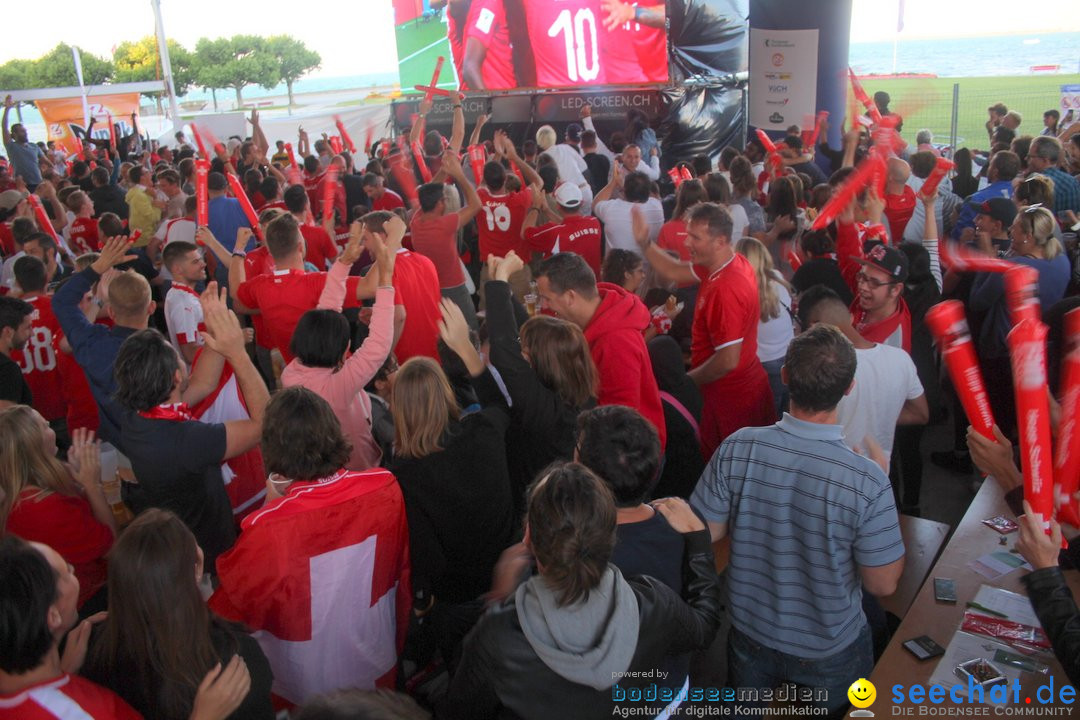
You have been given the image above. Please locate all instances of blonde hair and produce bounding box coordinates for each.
[108,271,152,318]
[0,406,75,525]
[736,236,792,322]
[536,125,557,151]
[392,357,460,459]
[1017,206,1063,260]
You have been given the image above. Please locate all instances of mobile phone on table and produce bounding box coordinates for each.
[934,577,957,603]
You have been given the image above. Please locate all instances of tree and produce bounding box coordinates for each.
[0,59,33,91]
[29,44,112,88]
[0,59,35,121]
[266,36,320,107]
[113,36,196,97]
[194,36,279,108]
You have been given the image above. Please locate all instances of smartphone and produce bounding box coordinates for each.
[903,635,945,661]
[934,577,957,603]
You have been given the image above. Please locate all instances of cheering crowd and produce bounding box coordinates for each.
[1,84,1080,720]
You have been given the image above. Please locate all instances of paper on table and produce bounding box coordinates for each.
[969,552,1033,580]
[971,585,1041,627]
[927,631,1021,704]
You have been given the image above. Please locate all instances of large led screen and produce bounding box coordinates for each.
[393,0,670,92]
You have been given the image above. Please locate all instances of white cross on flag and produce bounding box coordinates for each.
[209,468,411,707]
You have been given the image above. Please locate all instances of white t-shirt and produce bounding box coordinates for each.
[593,197,664,256]
[756,278,794,363]
[836,343,924,465]
[727,202,750,241]
[164,282,205,360]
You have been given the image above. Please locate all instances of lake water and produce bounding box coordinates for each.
[849,31,1079,77]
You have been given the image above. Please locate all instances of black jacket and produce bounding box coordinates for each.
[440,529,722,720]
[1021,567,1080,687]
[484,280,594,515]
[90,183,130,220]
[388,369,515,605]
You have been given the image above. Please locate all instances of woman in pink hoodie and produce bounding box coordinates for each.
[281,222,397,470]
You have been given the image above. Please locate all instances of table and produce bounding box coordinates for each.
[866,475,1080,710]
[880,515,950,620]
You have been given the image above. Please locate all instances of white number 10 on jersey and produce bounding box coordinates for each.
[548,8,600,83]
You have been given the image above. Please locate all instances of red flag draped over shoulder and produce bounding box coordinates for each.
[209,468,411,707]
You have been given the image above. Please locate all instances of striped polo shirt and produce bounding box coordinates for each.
[691,414,904,658]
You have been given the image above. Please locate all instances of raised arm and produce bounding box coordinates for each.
[496,130,541,189]
[634,205,698,286]
[449,93,466,152]
[580,106,615,162]
[2,95,12,146]
[443,150,482,227]
[468,114,489,149]
[197,285,270,460]
[593,159,622,204]
[410,98,432,146]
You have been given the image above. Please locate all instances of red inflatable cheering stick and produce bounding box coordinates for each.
[1055,309,1080,526]
[411,140,433,182]
[195,159,210,227]
[27,194,59,244]
[918,157,955,201]
[755,129,783,181]
[1004,264,1041,326]
[811,153,886,231]
[414,56,451,100]
[807,111,829,149]
[467,145,486,186]
[226,173,263,242]
[848,68,882,124]
[322,166,341,226]
[1007,319,1055,533]
[334,115,357,154]
[925,301,996,441]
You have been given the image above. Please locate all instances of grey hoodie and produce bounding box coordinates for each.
[515,565,640,690]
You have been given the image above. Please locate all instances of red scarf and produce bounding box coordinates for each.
[137,403,195,422]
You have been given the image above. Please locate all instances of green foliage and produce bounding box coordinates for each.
[0,59,35,91]
[193,35,280,104]
[265,35,320,105]
[112,37,196,96]
[29,44,113,88]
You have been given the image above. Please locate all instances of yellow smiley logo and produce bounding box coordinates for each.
[848,678,876,709]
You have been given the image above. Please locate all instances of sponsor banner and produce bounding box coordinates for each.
[749,29,818,131]
[36,94,140,157]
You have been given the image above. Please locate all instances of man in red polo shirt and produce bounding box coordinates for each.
[410,150,482,329]
[521,182,602,275]
[363,174,405,213]
[284,184,338,270]
[362,211,440,362]
[639,203,775,459]
[10,256,67,432]
[233,213,374,362]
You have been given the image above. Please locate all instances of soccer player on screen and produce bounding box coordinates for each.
[519,0,607,87]
[599,0,667,84]
[463,0,517,90]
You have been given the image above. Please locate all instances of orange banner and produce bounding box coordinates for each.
[35,94,140,158]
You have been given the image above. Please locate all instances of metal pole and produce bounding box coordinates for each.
[950,82,959,154]
[151,0,183,128]
[72,46,90,128]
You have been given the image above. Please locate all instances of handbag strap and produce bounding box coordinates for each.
[659,391,699,440]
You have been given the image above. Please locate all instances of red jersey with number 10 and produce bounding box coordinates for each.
[523,0,607,87]
[476,187,532,261]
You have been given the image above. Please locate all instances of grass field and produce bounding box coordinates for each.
[395,14,458,95]
[854,74,1080,150]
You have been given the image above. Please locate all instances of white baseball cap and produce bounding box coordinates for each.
[553,182,582,208]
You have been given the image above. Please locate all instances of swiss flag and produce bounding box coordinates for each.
[189,351,266,522]
[209,468,411,707]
